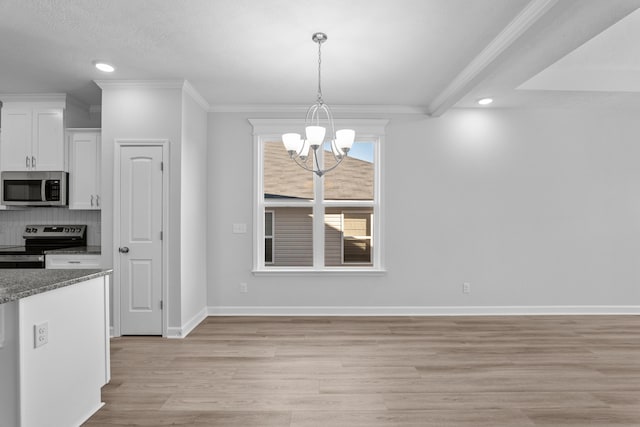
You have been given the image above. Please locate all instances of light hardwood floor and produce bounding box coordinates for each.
[84,316,640,426]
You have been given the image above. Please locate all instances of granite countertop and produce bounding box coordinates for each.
[0,269,112,304]
[44,245,102,255]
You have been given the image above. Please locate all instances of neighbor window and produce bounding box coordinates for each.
[251,119,386,272]
[342,211,372,264]
[264,211,274,264]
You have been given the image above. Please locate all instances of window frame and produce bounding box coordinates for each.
[250,118,388,275]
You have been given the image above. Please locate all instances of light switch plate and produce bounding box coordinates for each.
[232,223,247,234]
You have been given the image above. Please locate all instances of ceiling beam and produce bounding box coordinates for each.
[426,0,559,117]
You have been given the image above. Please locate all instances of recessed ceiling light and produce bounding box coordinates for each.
[94,61,115,73]
[477,98,493,105]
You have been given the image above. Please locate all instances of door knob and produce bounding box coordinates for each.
[118,247,130,254]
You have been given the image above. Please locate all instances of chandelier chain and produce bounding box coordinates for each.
[317,40,323,104]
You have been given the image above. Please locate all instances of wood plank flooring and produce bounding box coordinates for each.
[84,316,640,426]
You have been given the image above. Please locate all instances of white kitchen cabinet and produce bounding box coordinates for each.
[46,254,102,269]
[67,129,101,210]
[0,96,66,172]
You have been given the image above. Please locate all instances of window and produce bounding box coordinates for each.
[264,211,274,264]
[251,119,386,272]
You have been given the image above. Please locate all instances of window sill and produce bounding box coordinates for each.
[252,268,387,277]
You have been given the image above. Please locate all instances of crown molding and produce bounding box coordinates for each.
[93,79,210,111]
[427,0,559,117]
[0,93,66,105]
[94,79,186,90]
[182,80,210,111]
[209,103,427,115]
[248,118,389,137]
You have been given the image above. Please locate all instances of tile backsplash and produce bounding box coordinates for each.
[0,208,101,245]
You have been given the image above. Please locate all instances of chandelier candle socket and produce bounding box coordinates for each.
[282,32,356,177]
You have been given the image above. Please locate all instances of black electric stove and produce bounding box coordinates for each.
[0,225,87,268]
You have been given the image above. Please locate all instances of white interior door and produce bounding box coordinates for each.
[119,145,163,335]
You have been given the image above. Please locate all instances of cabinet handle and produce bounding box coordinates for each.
[67,261,81,264]
[26,156,30,168]
[91,195,94,207]
[32,156,36,168]
[96,195,100,207]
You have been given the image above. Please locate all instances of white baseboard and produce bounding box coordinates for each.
[166,306,208,339]
[207,305,640,316]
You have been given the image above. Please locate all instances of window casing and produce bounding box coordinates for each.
[251,119,387,273]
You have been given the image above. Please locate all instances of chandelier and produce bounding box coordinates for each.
[282,32,355,177]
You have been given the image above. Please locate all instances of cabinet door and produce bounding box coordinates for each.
[32,109,65,170]
[0,109,32,171]
[69,132,100,210]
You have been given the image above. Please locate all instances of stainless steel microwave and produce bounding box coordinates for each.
[1,171,68,206]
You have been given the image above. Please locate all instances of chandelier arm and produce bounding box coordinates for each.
[316,153,346,176]
[313,146,323,175]
[291,154,324,177]
[329,139,344,162]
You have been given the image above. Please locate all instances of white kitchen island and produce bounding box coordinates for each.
[0,269,111,427]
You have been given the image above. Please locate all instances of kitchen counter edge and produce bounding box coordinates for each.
[0,269,112,304]
[44,245,102,255]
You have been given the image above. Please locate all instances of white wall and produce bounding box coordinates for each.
[206,108,640,313]
[101,85,183,329]
[179,91,208,328]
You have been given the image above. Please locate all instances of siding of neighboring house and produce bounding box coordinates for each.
[272,207,313,266]
[270,207,373,267]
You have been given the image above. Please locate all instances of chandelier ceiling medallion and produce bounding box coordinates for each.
[282,32,355,177]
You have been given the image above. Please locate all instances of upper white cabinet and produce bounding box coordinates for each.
[67,129,101,210]
[0,95,66,171]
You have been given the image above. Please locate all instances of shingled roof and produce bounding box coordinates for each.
[264,142,374,200]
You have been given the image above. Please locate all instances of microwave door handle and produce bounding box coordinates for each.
[41,180,47,202]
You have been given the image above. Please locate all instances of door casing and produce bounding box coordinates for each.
[113,139,170,337]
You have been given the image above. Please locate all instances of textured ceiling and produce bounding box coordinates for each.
[0,0,639,112]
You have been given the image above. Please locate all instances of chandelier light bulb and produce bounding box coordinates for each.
[305,126,326,148]
[282,133,303,154]
[336,129,355,154]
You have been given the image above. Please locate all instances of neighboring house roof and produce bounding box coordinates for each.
[263,142,374,200]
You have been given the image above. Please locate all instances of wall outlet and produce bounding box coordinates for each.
[34,321,48,348]
[463,282,471,294]
[240,282,248,293]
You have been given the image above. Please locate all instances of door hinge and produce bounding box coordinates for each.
[160,300,163,310]
[160,161,164,171]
